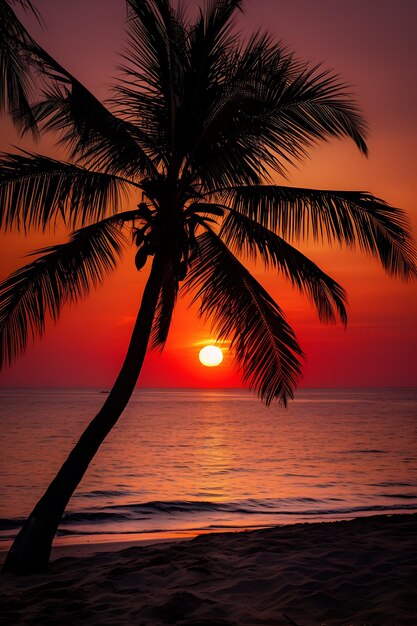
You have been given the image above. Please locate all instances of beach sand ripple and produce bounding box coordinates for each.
[1,514,416,625]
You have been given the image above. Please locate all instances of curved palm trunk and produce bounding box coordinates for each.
[3,255,167,575]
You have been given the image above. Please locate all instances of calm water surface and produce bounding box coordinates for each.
[0,388,416,547]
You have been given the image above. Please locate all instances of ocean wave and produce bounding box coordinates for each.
[2,498,417,537]
[0,518,25,531]
[75,489,133,499]
[337,449,388,455]
[380,493,417,499]
[369,481,415,487]
[2,507,417,544]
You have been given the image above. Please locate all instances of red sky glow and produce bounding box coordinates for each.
[0,0,416,390]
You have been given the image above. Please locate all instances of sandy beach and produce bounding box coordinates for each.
[1,513,416,625]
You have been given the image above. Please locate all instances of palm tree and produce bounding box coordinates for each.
[1,0,416,575]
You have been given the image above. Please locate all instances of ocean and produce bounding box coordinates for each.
[0,388,416,549]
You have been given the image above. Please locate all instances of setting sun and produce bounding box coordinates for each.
[199,345,224,367]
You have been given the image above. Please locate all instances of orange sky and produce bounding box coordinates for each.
[1,0,416,389]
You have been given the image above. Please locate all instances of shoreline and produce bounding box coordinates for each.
[1,513,416,625]
[3,506,416,559]
[0,535,192,563]
[2,507,415,561]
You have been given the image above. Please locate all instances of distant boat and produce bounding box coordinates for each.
[100,390,110,394]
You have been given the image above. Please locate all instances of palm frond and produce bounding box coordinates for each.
[150,260,178,349]
[121,0,245,175]
[125,0,183,95]
[263,63,369,161]
[9,0,41,19]
[121,0,190,163]
[219,185,417,279]
[183,229,303,405]
[22,46,157,178]
[0,151,135,230]
[220,209,347,324]
[182,35,368,187]
[187,0,242,80]
[0,214,130,368]
[180,8,270,186]
[0,0,39,135]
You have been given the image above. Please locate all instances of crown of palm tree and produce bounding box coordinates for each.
[1,0,416,406]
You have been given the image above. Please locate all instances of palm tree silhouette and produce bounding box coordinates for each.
[1,0,416,574]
